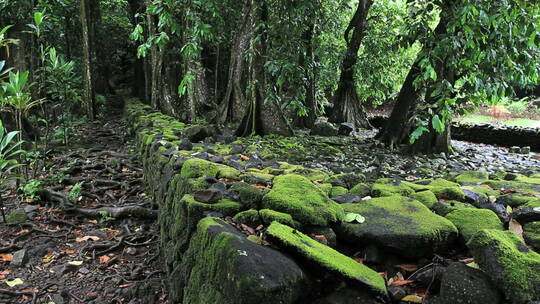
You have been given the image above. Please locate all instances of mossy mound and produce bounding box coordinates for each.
[370,178,414,197]
[432,200,476,216]
[181,158,218,179]
[233,210,262,227]
[266,222,387,297]
[484,180,540,195]
[176,217,310,304]
[455,171,490,184]
[230,182,264,209]
[335,196,458,258]
[523,221,540,251]
[496,194,535,208]
[259,209,300,228]
[445,208,503,241]
[349,183,371,197]
[330,186,348,197]
[410,190,438,208]
[262,174,344,226]
[405,179,465,201]
[467,229,540,303]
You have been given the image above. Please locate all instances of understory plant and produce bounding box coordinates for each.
[0,120,25,222]
[19,179,42,202]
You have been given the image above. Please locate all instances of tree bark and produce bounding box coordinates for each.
[217,0,254,124]
[81,0,96,119]
[127,0,147,101]
[329,0,373,129]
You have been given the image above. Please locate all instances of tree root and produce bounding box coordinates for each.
[67,206,157,220]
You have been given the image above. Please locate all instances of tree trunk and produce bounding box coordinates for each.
[236,1,293,137]
[127,0,147,101]
[81,0,96,119]
[378,7,452,154]
[217,0,254,124]
[329,0,373,129]
[295,22,317,128]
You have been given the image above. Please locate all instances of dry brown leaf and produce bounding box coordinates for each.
[118,283,133,288]
[459,257,474,264]
[0,254,13,263]
[21,288,38,293]
[395,264,418,272]
[390,280,415,286]
[99,255,111,264]
[75,235,100,242]
[509,219,524,239]
[251,184,269,189]
[240,155,250,161]
[13,229,29,236]
[65,249,76,255]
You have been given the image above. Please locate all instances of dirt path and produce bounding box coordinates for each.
[0,98,166,304]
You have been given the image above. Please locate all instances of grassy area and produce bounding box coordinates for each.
[457,114,540,128]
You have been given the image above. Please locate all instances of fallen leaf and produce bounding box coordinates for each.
[99,255,111,264]
[240,155,250,161]
[0,254,13,263]
[5,278,24,287]
[401,295,423,303]
[353,257,364,264]
[42,253,55,263]
[251,184,268,189]
[395,264,418,272]
[390,280,415,286]
[466,262,480,269]
[21,288,38,293]
[68,261,83,266]
[311,234,328,244]
[65,249,76,255]
[500,189,517,195]
[459,257,474,264]
[13,229,29,236]
[75,235,100,242]
[509,219,524,239]
[312,179,324,184]
[118,283,133,288]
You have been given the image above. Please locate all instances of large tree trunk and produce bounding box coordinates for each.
[378,6,452,154]
[329,0,373,129]
[236,2,293,137]
[145,2,161,110]
[217,0,254,124]
[81,0,96,119]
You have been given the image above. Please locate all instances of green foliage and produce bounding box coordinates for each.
[19,179,42,201]
[0,120,25,190]
[67,182,84,202]
[98,210,115,223]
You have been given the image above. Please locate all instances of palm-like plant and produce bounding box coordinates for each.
[0,119,25,222]
[1,71,45,142]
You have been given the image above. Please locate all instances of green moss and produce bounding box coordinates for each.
[216,164,240,179]
[432,200,476,216]
[242,169,275,183]
[523,221,540,251]
[497,195,535,208]
[430,186,465,201]
[291,168,330,182]
[467,229,540,303]
[266,221,387,296]
[445,208,503,241]
[262,174,344,226]
[330,186,348,197]
[317,183,333,195]
[336,196,458,258]
[484,180,540,195]
[371,178,415,197]
[229,182,263,209]
[233,210,261,227]
[259,209,300,228]
[181,158,218,179]
[349,183,371,197]
[212,144,233,155]
[469,185,499,197]
[515,174,540,185]
[410,190,438,208]
[455,171,489,184]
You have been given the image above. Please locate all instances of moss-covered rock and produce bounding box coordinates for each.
[512,199,540,224]
[176,217,310,304]
[484,180,540,195]
[316,183,333,196]
[230,182,263,209]
[467,229,540,303]
[496,194,535,208]
[181,158,218,179]
[262,174,344,226]
[455,171,489,184]
[410,190,438,208]
[335,196,458,258]
[330,186,348,197]
[216,164,240,179]
[266,222,387,297]
[259,209,300,228]
[326,173,366,189]
[445,208,503,241]
[432,200,476,216]
[439,262,502,304]
[523,221,540,251]
[370,178,414,197]
[349,183,371,197]
[233,210,262,227]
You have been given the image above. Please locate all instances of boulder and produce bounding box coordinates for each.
[175,217,310,304]
[229,182,264,209]
[513,200,540,224]
[335,196,458,258]
[371,178,415,197]
[338,123,355,136]
[445,208,504,241]
[261,174,344,226]
[326,173,366,189]
[410,190,438,208]
[266,222,387,297]
[193,189,223,204]
[467,229,540,303]
[523,222,540,251]
[312,118,339,136]
[439,262,501,304]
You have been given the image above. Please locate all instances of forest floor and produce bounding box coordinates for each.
[0,98,166,304]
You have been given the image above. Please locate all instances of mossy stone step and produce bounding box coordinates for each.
[467,229,540,304]
[266,221,387,297]
[335,196,458,258]
[445,208,503,241]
